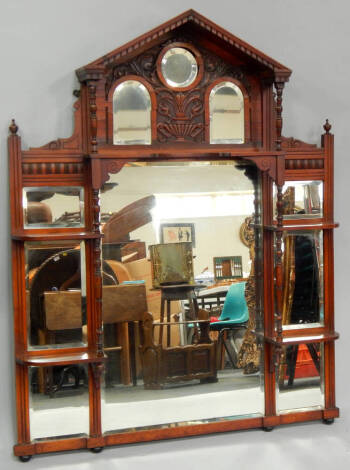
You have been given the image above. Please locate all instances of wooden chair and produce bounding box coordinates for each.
[43,284,148,390]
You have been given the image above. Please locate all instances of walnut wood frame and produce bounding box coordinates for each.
[8,10,338,460]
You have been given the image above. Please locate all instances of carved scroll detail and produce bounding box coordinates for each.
[243,156,277,181]
[275,184,284,347]
[92,188,103,357]
[237,216,260,374]
[282,136,317,149]
[91,159,125,189]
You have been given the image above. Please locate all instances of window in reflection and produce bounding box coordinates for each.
[25,240,87,350]
[29,364,89,440]
[23,186,84,228]
[209,82,244,144]
[277,343,324,413]
[281,230,324,329]
[274,181,323,219]
[99,161,265,432]
[113,80,151,145]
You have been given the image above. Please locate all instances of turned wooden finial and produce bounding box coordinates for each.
[9,119,18,135]
[323,119,332,134]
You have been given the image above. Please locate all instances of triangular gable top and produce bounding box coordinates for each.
[77,9,291,80]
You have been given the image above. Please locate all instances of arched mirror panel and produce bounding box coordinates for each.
[113,80,152,145]
[209,82,245,144]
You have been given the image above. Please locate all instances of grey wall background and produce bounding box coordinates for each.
[0,0,349,468]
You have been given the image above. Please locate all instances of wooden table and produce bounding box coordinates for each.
[158,284,203,346]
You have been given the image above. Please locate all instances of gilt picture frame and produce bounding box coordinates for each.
[159,223,196,247]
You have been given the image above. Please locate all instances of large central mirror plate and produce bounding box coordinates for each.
[99,160,264,433]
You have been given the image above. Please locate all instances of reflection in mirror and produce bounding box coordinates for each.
[29,364,89,440]
[274,181,323,219]
[161,47,198,88]
[281,230,324,329]
[23,187,84,228]
[277,343,324,413]
[25,240,87,350]
[209,82,244,144]
[99,161,264,432]
[113,80,151,145]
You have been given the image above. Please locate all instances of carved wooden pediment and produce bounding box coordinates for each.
[76,10,291,82]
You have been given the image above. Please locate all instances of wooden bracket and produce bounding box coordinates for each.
[91,158,125,189]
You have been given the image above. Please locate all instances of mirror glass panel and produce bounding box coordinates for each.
[281,230,324,329]
[100,161,264,433]
[274,181,323,219]
[23,186,84,228]
[113,80,151,145]
[29,364,89,440]
[25,240,87,349]
[277,342,324,413]
[161,47,198,88]
[209,82,244,144]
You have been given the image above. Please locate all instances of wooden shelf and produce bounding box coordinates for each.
[263,222,339,232]
[94,144,283,159]
[12,231,102,241]
[16,351,107,367]
[254,331,339,346]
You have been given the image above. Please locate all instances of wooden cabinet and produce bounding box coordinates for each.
[8,9,338,461]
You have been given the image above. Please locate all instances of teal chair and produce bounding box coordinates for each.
[210,281,249,368]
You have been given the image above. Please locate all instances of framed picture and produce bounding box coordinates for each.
[159,223,195,247]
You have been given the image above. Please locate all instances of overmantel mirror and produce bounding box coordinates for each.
[8,10,339,461]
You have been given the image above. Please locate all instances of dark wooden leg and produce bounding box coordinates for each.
[218,330,225,369]
[47,367,55,398]
[166,299,171,347]
[129,322,137,386]
[287,345,298,386]
[159,297,165,346]
[307,343,320,373]
[221,330,236,368]
[117,322,131,385]
[189,294,199,342]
